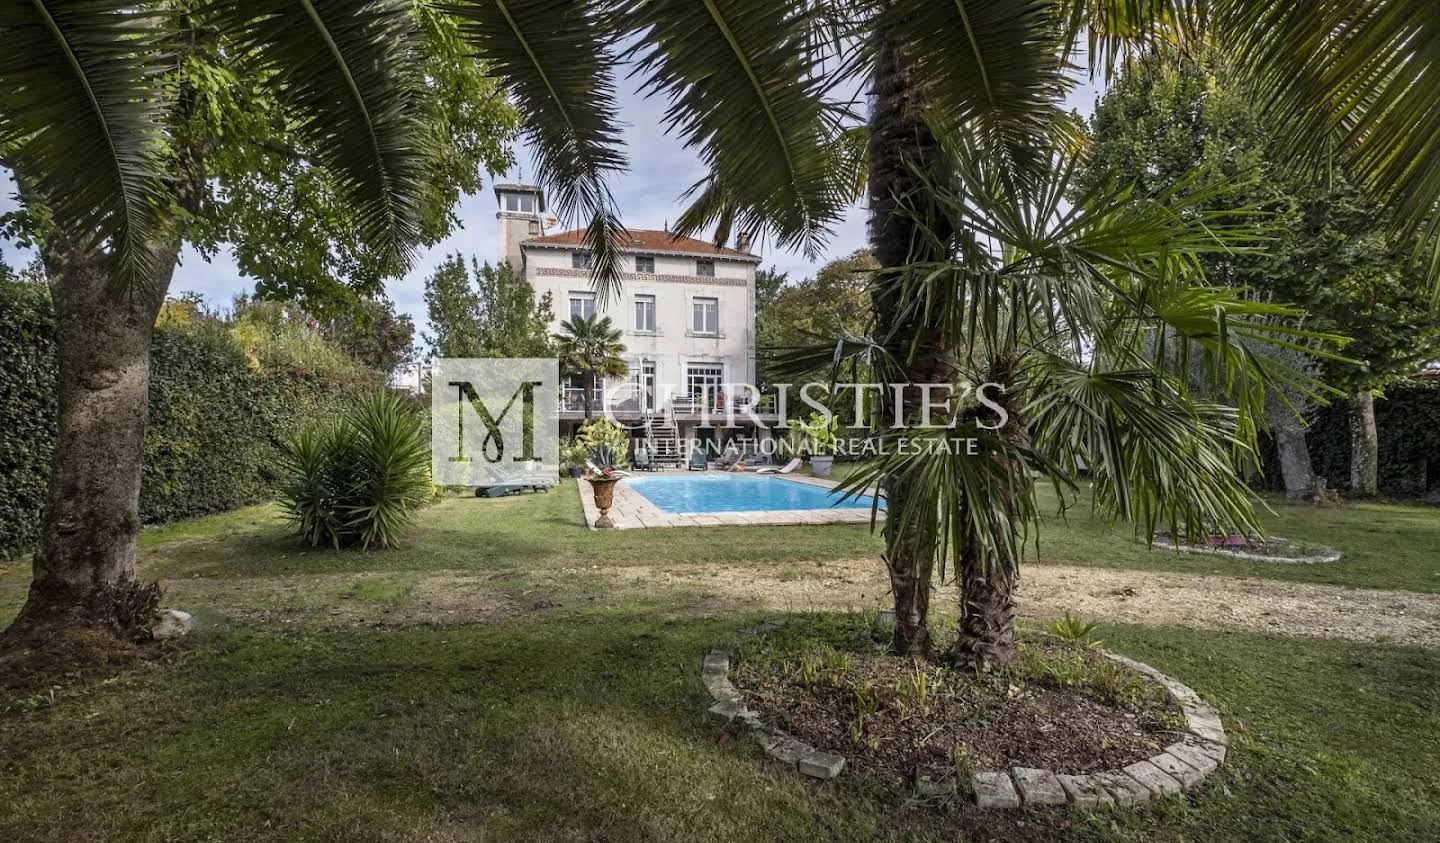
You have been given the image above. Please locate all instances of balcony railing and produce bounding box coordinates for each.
[558,385,778,417]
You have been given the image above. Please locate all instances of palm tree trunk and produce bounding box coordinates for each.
[2,236,174,642]
[951,355,1028,669]
[952,511,1019,668]
[2,71,203,647]
[1349,390,1379,496]
[868,21,954,658]
[583,372,595,421]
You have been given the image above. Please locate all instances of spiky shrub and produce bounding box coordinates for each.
[279,392,431,549]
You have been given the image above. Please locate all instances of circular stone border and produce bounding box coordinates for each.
[701,622,1228,809]
[1146,535,1342,565]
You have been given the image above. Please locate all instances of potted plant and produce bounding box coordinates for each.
[788,412,840,478]
[586,445,624,527]
[578,420,631,528]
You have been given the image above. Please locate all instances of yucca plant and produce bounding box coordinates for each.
[279,393,431,550]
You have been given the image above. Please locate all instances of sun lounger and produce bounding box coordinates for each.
[755,457,802,475]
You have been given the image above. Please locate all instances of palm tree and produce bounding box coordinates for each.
[6,0,1437,656]
[554,314,629,421]
[0,1,438,645]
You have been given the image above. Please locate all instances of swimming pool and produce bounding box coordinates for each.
[626,473,881,515]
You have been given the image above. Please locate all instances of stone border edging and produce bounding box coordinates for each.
[701,623,1229,809]
[1146,536,1342,564]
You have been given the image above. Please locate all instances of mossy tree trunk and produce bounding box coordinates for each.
[1349,390,1379,496]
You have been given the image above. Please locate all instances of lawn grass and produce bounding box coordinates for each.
[3,479,1435,630]
[1029,487,1440,594]
[2,483,1439,840]
[2,605,1436,842]
[127,479,1440,594]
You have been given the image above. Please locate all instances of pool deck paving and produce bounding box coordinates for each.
[578,470,882,530]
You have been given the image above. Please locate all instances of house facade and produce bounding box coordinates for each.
[495,183,776,461]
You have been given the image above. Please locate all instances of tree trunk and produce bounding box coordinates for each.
[951,355,1027,669]
[952,513,1019,669]
[2,61,202,647]
[1349,390,1379,496]
[1274,419,1322,502]
[868,22,954,659]
[2,238,173,642]
[582,372,595,421]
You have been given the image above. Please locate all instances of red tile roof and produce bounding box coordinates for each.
[523,228,757,259]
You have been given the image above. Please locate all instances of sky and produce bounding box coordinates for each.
[0,72,1106,337]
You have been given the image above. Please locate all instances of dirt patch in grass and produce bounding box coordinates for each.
[162,571,526,630]
[733,620,1183,787]
[0,627,151,698]
[592,560,1440,647]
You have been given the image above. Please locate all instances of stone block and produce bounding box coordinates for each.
[707,699,750,722]
[702,652,729,675]
[972,771,1021,809]
[1094,771,1151,806]
[1123,760,1182,796]
[759,733,813,766]
[1012,767,1067,805]
[702,674,741,702]
[1150,752,1203,789]
[1166,741,1219,776]
[798,752,845,780]
[1058,774,1116,809]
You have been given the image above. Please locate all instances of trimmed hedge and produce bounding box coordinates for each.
[1258,379,1440,497]
[0,283,57,560]
[0,282,369,560]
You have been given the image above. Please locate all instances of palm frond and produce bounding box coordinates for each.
[1058,0,1198,76]
[451,0,627,297]
[1026,356,1264,543]
[879,0,1071,176]
[0,0,171,287]
[835,424,1072,578]
[618,0,851,257]
[208,0,434,272]
[1213,0,1440,278]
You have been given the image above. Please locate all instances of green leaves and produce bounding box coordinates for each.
[450,0,627,296]
[554,313,628,379]
[206,0,435,273]
[1212,0,1440,282]
[278,391,432,550]
[620,0,851,257]
[0,0,171,286]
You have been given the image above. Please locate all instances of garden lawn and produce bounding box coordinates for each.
[1,482,1438,841]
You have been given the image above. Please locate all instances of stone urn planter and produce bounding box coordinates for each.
[809,454,835,478]
[590,476,621,528]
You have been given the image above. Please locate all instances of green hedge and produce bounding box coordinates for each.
[1258,379,1440,497]
[0,283,58,560]
[0,282,369,559]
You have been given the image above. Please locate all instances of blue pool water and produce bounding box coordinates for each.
[626,473,881,514]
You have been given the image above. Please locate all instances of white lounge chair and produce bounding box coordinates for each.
[755,457,802,475]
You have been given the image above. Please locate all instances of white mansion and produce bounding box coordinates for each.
[495,182,776,458]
